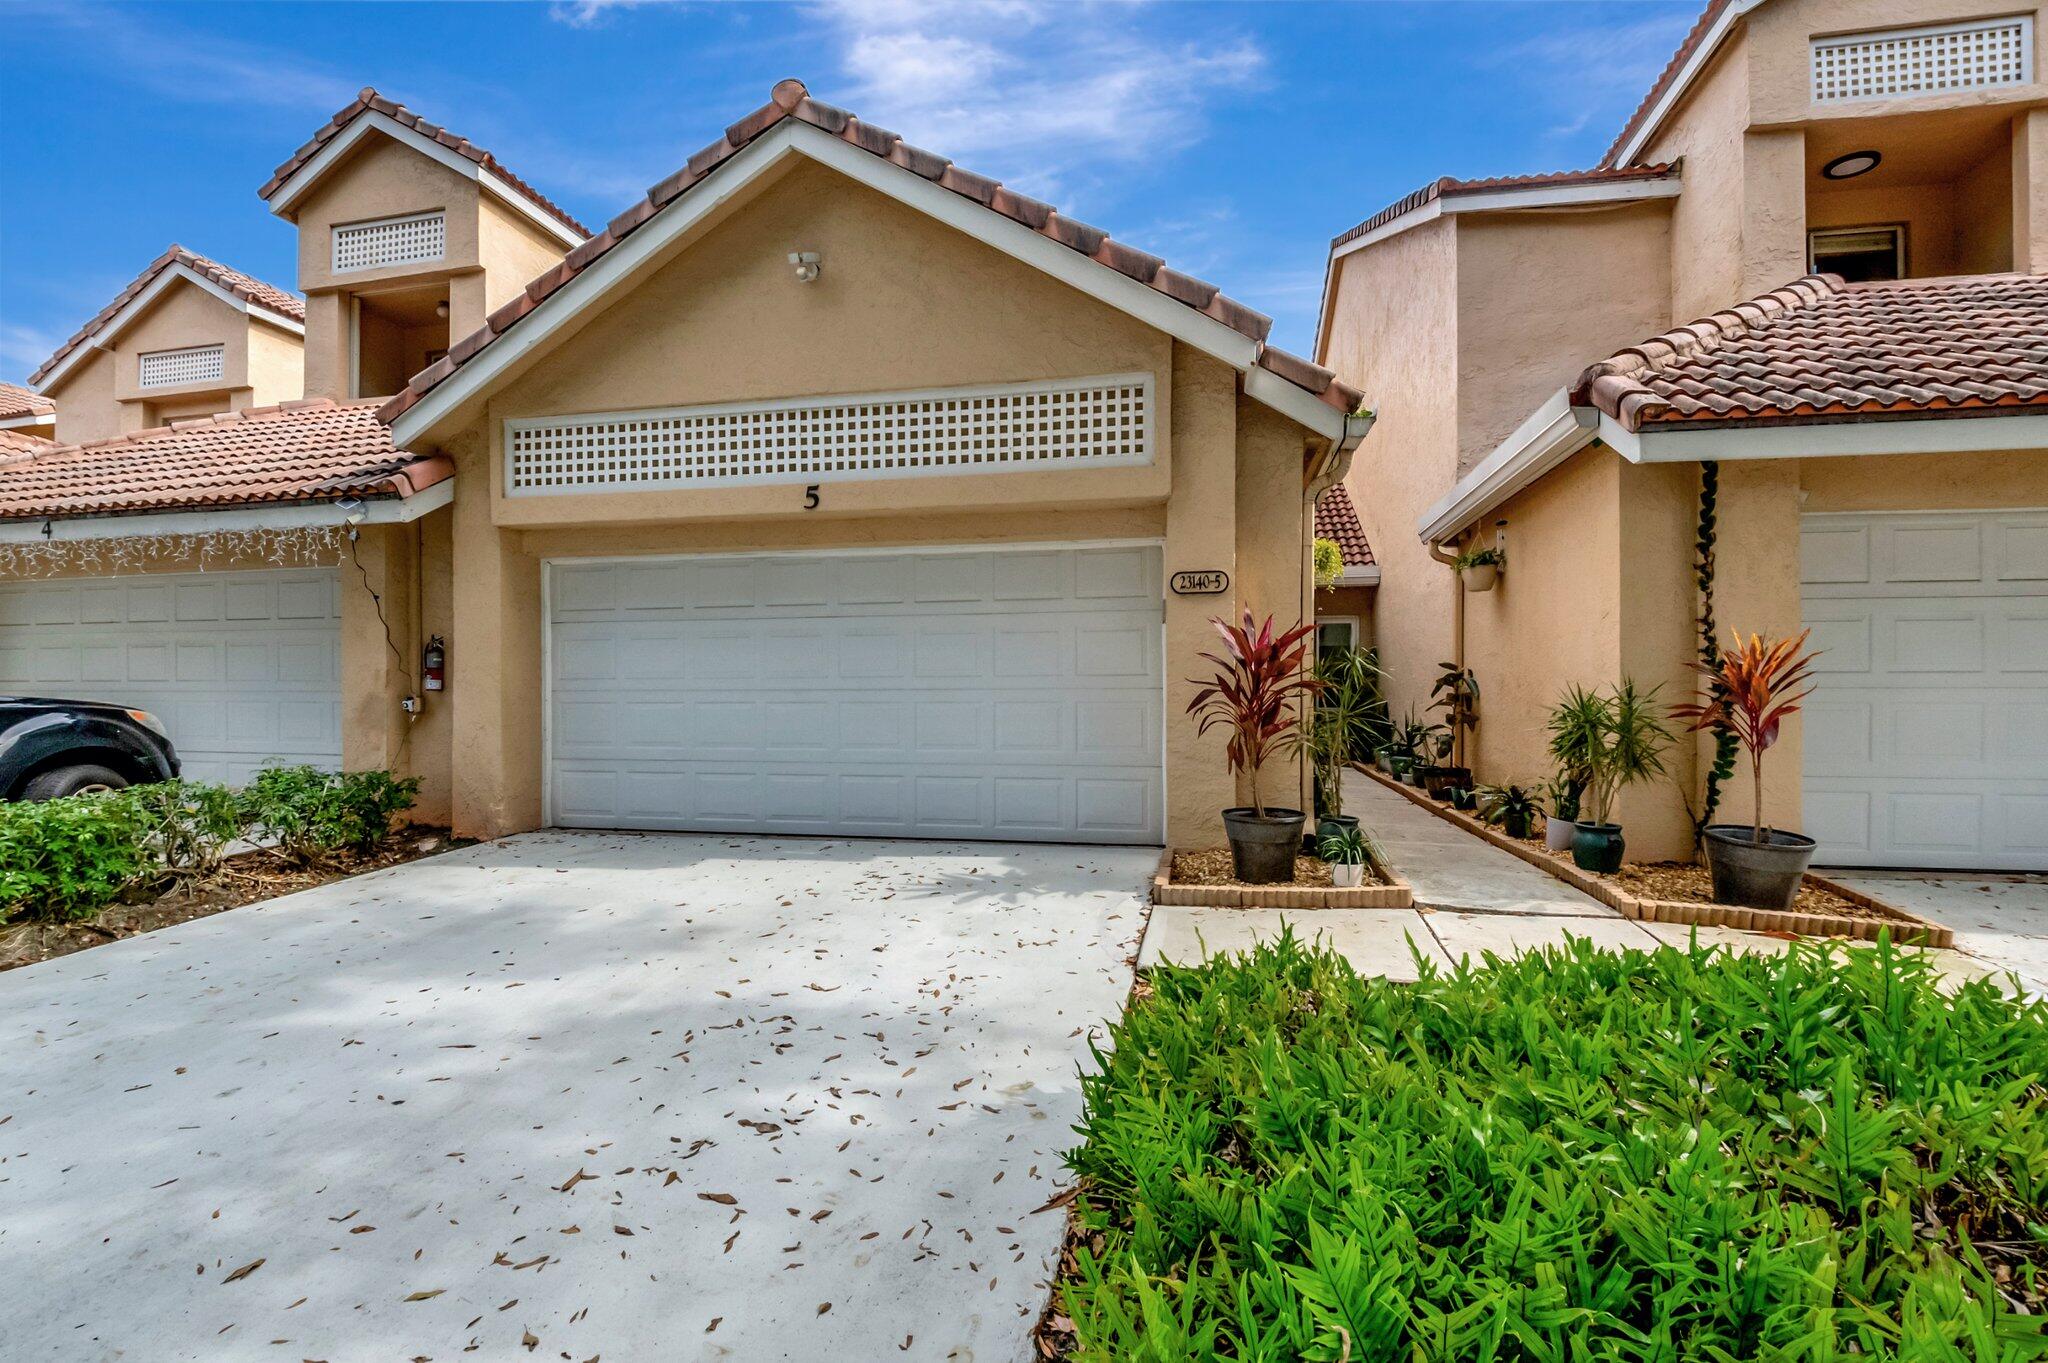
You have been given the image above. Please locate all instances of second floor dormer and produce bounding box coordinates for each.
[26,246,305,447]
[1610,0,2046,317]
[259,89,587,402]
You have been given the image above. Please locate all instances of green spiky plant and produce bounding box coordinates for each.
[1054,931,2048,1362]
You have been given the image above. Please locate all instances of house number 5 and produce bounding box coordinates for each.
[803,485,820,509]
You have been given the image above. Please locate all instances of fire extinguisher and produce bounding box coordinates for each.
[423,634,446,692]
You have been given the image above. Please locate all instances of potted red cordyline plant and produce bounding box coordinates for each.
[1186,611,1323,883]
[1672,629,1821,909]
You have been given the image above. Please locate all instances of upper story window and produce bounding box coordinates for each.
[1810,225,1906,282]
[1812,16,2033,103]
[332,210,447,273]
[138,344,226,390]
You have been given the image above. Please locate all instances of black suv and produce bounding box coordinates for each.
[0,698,181,800]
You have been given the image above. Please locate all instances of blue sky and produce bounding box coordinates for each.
[0,0,1700,383]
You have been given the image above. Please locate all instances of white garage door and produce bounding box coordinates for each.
[0,568,343,785]
[547,545,1164,843]
[1801,510,2048,870]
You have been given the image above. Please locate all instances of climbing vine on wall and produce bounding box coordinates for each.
[1692,461,1740,849]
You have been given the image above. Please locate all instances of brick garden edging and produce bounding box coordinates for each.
[1150,848,1415,909]
[1356,765,1954,947]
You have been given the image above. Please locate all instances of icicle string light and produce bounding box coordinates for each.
[0,525,345,577]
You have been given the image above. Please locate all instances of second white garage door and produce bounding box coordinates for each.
[1802,510,2048,870]
[547,545,1164,843]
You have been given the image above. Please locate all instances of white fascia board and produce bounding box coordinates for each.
[265,111,584,250]
[1328,175,1681,265]
[35,265,305,392]
[1616,409,2048,462]
[1606,0,1765,169]
[0,478,454,543]
[0,413,53,431]
[398,118,1348,449]
[1336,564,1381,586]
[1417,388,1598,543]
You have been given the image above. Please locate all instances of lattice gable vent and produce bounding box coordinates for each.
[506,375,1154,496]
[138,344,225,390]
[333,211,447,273]
[1812,16,2033,103]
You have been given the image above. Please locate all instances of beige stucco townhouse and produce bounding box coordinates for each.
[0,81,1370,848]
[1318,0,2048,872]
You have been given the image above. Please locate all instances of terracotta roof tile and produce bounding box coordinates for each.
[1600,0,1733,169]
[28,247,304,388]
[0,430,54,458]
[1573,273,2048,431]
[261,87,588,239]
[0,399,449,523]
[380,79,1367,427]
[1330,164,1681,250]
[0,383,55,423]
[1315,482,1374,569]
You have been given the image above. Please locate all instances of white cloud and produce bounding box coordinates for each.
[1485,9,1700,148]
[547,0,662,29]
[810,0,1265,199]
[0,323,61,385]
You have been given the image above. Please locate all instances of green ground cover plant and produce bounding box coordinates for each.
[1058,932,2048,1361]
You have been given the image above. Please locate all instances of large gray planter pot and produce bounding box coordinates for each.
[1703,825,1817,909]
[1222,807,1306,884]
[1544,815,1576,853]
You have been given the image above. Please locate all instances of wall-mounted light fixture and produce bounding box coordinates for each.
[788,251,822,283]
[435,300,450,319]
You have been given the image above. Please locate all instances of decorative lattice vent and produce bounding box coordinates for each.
[506,375,1154,496]
[332,211,447,273]
[1813,17,2033,102]
[138,344,225,390]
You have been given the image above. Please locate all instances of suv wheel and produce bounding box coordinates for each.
[23,764,132,800]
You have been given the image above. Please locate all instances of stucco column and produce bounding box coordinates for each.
[1740,129,1807,298]
[1164,346,1238,846]
[303,292,352,401]
[448,430,546,841]
[1704,461,1804,837]
[2014,108,2048,274]
[449,273,490,348]
[339,522,418,776]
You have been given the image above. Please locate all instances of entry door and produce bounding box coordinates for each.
[547,545,1164,843]
[1801,511,2048,870]
[0,568,344,784]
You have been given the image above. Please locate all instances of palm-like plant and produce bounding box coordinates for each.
[1187,612,1323,816]
[1672,629,1819,845]
[1549,681,1675,826]
[1545,685,1607,809]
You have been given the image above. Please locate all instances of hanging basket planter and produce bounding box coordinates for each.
[1459,562,1499,592]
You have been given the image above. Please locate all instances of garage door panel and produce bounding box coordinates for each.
[1802,512,2046,870]
[549,547,1165,843]
[0,570,343,781]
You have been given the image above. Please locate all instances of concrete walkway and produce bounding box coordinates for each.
[0,832,1154,1363]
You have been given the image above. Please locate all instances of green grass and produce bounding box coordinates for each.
[1057,932,2048,1361]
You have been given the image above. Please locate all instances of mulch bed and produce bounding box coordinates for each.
[0,827,463,973]
[1603,858,1883,922]
[1170,847,1339,888]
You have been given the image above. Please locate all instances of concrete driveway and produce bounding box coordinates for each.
[0,832,1154,1362]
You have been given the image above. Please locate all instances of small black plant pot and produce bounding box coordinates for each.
[1703,825,1817,909]
[1571,821,1625,873]
[1315,813,1360,844]
[1501,811,1533,840]
[1449,787,1478,812]
[1422,765,1470,800]
[1222,807,1307,884]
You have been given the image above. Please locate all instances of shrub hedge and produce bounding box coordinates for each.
[0,765,419,925]
[1060,932,2048,1361]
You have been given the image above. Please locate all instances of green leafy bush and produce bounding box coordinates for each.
[240,765,419,862]
[1060,932,2048,1361]
[0,790,155,923]
[131,778,245,879]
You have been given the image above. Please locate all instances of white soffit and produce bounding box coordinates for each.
[0,478,454,543]
[1417,388,1597,543]
[263,111,584,251]
[1603,409,2048,462]
[394,119,1356,449]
